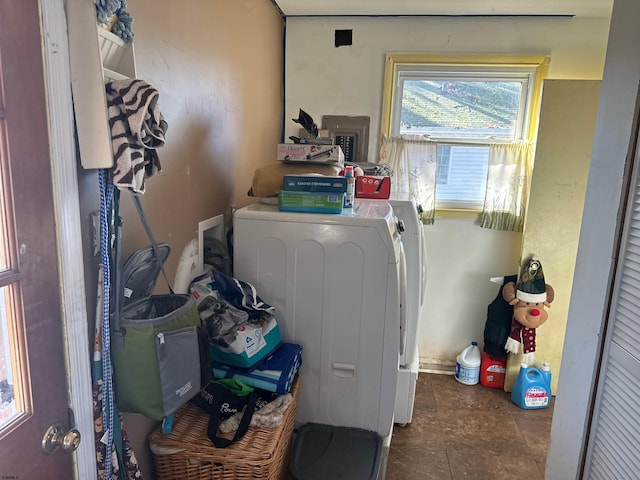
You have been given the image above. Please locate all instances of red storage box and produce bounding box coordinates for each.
[355,175,391,199]
[480,352,507,389]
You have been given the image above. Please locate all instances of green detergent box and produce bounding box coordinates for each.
[278,190,344,214]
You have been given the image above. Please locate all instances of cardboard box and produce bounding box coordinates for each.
[278,190,344,214]
[277,144,345,165]
[283,175,347,193]
[356,175,391,199]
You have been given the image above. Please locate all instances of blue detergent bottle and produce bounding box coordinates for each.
[511,362,552,409]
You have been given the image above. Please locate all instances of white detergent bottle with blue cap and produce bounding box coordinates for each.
[511,362,552,409]
[455,342,481,385]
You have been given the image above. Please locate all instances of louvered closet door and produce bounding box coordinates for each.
[583,138,640,478]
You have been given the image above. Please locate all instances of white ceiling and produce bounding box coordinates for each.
[274,0,613,18]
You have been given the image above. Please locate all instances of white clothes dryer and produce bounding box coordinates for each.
[388,193,427,425]
[233,200,406,445]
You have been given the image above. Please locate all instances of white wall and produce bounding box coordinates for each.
[285,16,609,159]
[421,218,522,369]
[285,15,609,368]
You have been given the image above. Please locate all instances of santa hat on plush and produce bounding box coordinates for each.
[504,255,554,366]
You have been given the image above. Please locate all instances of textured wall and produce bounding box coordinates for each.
[112,2,283,478]
[509,80,601,393]
[120,0,284,274]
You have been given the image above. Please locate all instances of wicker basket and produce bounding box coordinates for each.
[149,377,299,480]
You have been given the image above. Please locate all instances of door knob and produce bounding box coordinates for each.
[41,423,81,454]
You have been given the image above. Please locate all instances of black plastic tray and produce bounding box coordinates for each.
[290,423,382,480]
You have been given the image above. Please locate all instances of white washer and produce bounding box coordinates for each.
[388,193,427,425]
[233,200,406,446]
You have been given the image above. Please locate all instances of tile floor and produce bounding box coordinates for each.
[386,372,554,480]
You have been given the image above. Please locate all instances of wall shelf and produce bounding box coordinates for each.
[97,27,136,82]
[65,0,137,169]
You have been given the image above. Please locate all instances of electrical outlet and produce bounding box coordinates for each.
[198,214,225,274]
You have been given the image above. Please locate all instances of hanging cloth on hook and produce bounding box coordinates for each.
[105,79,167,194]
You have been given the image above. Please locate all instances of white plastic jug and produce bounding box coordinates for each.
[455,342,481,385]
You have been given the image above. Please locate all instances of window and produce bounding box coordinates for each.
[382,55,546,211]
[436,145,489,209]
[436,145,451,185]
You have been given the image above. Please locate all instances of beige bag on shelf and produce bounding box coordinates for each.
[248,161,342,198]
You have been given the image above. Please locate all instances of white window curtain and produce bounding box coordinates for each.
[480,140,534,232]
[379,135,438,224]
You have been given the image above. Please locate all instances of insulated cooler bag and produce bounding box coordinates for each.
[111,197,204,420]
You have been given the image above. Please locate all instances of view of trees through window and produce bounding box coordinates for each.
[399,80,523,140]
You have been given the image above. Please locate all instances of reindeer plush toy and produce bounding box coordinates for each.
[503,255,554,367]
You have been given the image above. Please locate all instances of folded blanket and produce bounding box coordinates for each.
[218,392,292,433]
[213,342,302,394]
[105,79,167,194]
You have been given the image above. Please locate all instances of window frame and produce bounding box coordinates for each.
[381,54,548,215]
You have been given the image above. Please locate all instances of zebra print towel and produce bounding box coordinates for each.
[106,79,168,194]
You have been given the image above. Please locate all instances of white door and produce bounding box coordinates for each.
[582,119,640,477]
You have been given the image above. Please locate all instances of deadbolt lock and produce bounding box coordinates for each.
[41,423,81,455]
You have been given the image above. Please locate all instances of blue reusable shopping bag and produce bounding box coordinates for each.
[190,269,282,370]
